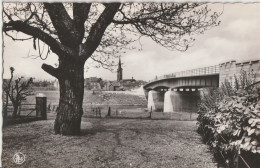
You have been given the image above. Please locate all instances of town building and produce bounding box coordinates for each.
[84,58,146,91]
[84,77,103,90]
[114,58,146,91]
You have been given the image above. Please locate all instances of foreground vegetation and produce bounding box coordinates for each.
[197,70,260,167]
[2,119,216,168]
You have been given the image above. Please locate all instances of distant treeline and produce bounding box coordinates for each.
[32,80,58,90]
[32,87,58,91]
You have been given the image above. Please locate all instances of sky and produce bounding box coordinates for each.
[2,3,260,81]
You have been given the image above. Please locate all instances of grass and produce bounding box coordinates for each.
[2,89,207,167]
[2,118,217,168]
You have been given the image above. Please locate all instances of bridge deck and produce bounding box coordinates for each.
[146,65,220,85]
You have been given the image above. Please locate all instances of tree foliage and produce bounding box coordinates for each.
[3,3,221,70]
[3,2,221,135]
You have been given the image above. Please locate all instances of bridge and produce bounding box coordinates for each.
[143,59,260,113]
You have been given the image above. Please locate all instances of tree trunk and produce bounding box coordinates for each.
[3,93,9,126]
[54,63,84,135]
[12,103,19,118]
[18,105,21,116]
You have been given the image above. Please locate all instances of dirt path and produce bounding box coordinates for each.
[2,119,217,168]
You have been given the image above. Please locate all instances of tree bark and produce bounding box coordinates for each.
[12,104,18,118]
[54,63,84,135]
[3,92,9,126]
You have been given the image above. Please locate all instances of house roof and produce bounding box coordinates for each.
[85,77,102,82]
[121,79,136,82]
[112,81,121,86]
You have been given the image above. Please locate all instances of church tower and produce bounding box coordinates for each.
[117,57,123,81]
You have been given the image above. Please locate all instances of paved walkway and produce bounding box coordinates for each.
[2,118,217,168]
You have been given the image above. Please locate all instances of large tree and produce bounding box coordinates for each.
[3,2,221,135]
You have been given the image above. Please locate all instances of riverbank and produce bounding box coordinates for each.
[26,90,147,107]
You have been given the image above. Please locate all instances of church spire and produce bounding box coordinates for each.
[118,57,122,69]
[117,57,123,81]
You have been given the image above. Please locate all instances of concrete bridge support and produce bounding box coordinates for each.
[143,89,149,100]
[163,90,175,112]
[147,90,164,112]
[163,89,200,112]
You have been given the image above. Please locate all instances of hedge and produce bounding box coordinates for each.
[197,70,260,168]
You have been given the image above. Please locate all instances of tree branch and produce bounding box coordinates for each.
[73,3,92,45]
[81,3,121,60]
[42,63,60,78]
[3,8,13,21]
[112,3,220,51]
[44,3,77,48]
[73,3,91,26]
[3,20,76,58]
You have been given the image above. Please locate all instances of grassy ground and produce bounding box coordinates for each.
[2,118,217,168]
[10,90,147,117]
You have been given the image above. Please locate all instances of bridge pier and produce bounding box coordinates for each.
[163,88,200,112]
[143,89,149,100]
[147,90,164,112]
[163,90,175,112]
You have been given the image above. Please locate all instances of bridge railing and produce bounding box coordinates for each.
[149,65,220,83]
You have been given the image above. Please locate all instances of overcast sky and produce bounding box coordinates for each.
[2,3,260,81]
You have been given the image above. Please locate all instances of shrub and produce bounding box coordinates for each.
[197,70,260,167]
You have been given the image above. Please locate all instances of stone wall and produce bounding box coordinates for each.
[219,59,260,86]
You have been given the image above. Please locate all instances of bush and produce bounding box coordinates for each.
[197,70,260,167]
